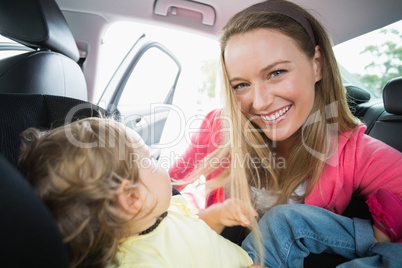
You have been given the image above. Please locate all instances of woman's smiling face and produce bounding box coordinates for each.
[224,28,322,143]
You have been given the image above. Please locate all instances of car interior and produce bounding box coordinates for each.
[0,0,401,267]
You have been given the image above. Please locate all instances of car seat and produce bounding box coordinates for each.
[0,152,70,268]
[365,76,402,152]
[0,93,102,166]
[0,0,88,100]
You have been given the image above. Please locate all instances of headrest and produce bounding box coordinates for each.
[345,85,371,105]
[383,77,402,115]
[0,0,79,62]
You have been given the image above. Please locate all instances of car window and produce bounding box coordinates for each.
[97,21,220,113]
[334,19,402,97]
[97,21,220,158]
[118,47,179,111]
[0,35,31,60]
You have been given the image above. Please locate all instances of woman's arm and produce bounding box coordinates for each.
[352,130,402,197]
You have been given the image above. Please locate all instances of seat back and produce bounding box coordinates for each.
[0,153,70,268]
[0,0,87,100]
[0,93,103,166]
[366,76,402,152]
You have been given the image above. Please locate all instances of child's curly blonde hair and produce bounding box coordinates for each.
[18,117,140,268]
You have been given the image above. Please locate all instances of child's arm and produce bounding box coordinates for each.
[198,198,255,234]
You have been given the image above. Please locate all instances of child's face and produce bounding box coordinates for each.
[125,127,172,215]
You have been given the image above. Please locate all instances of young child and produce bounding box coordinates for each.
[17,117,256,268]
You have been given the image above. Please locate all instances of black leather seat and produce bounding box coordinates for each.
[0,0,87,100]
[0,153,70,268]
[366,76,402,152]
[0,93,102,166]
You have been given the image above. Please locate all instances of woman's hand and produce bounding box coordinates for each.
[247,265,265,268]
[197,198,257,234]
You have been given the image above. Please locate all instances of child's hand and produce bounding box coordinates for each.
[218,198,257,227]
[198,198,257,234]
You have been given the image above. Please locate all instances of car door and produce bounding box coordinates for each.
[97,34,181,159]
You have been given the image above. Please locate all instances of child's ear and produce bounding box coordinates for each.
[117,179,142,215]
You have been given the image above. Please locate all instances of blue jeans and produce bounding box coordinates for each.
[241,204,402,268]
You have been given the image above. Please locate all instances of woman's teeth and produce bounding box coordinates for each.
[261,106,290,121]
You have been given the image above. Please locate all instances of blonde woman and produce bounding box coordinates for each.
[169,0,402,266]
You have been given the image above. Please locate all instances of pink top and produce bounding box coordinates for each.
[169,109,402,213]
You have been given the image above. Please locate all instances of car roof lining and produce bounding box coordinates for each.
[56,0,402,45]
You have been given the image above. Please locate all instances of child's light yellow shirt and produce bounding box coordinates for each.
[112,195,253,268]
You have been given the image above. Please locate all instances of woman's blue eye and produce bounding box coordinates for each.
[233,83,249,90]
[270,70,285,78]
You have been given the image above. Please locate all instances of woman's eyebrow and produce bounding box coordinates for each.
[229,76,244,83]
[260,60,291,74]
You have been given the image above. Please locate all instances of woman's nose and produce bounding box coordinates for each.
[252,83,274,111]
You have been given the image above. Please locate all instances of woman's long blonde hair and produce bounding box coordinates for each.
[18,118,140,268]
[200,0,359,221]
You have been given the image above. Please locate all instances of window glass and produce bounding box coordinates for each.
[0,35,15,43]
[334,20,402,97]
[98,21,220,157]
[96,24,145,102]
[97,21,220,113]
[118,47,179,110]
[0,35,30,60]
[0,49,26,60]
